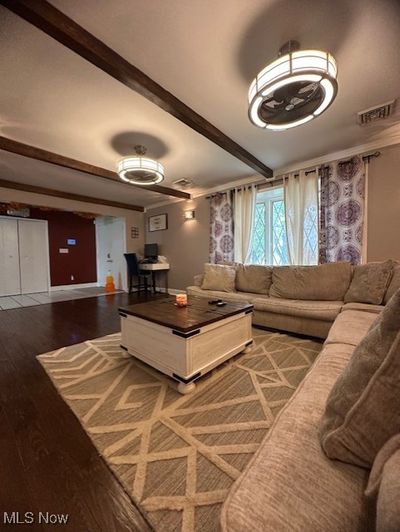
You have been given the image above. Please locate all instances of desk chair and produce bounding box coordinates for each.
[124,253,152,294]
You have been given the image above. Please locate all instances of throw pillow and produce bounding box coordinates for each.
[344,260,394,305]
[384,261,400,304]
[193,273,204,287]
[235,264,272,294]
[320,289,400,468]
[201,263,236,292]
[365,434,400,532]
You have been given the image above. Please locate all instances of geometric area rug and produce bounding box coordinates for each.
[37,329,322,532]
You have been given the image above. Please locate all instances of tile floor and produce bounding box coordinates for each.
[0,286,123,310]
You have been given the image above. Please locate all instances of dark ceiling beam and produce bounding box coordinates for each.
[0,178,144,212]
[0,136,190,200]
[2,0,274,179]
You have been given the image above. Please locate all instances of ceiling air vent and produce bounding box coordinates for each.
[357,100,395,125]
[172,178,193,189]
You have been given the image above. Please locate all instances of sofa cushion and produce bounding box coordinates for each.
[187,285,260,304]
[366,434,400,497]
[384,261,400,304]
[235,264,272,294]
[342,302,383,314]
[344,260,394,304]
[201,263,236,292]
[365,435,400,532]
[221,342,369,532]
[252,310,333,339]
[320,289,400,468]
[270,263,352,301]
[325,309,378,347]
[253,297,343,321]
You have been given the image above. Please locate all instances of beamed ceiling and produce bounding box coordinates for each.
[1,0,400,209]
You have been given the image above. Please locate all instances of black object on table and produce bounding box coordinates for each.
[208,299,226,305]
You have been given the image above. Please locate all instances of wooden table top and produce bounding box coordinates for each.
[119,296,253,333]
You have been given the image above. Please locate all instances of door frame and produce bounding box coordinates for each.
[0,215,50,294]
[95,216,127,291]
[0,216,21,296]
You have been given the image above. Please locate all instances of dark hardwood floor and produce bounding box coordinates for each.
[0,292,162,531]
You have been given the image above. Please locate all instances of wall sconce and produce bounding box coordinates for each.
[184,209,195,220]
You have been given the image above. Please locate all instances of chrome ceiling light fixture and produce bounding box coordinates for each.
[117,145,164,185]
[248,40,338,131]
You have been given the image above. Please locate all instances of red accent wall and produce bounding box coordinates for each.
[30,209,97,286]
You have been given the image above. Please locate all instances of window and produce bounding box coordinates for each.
[250,188,289,265]
[303,202,319,263]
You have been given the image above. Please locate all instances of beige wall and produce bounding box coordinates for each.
[145,143,400,291]
[8,143,396,294]
[145,197,209,290]
[0,187,145,254]
[367,143,400,262]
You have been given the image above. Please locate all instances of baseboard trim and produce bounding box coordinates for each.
[50,282,98,291]
[125,287,184,295]
[155,287,185,295]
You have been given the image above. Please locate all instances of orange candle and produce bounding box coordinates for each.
[176,293,188,307]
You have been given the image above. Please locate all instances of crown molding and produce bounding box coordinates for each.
[192,175,266,198]
[145,174,266,210]
[146,126,400,211]
[275,127,400,176]
[144,196,185,212]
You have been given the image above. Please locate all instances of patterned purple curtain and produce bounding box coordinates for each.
[319,155,365,265]
[209,192,234,264]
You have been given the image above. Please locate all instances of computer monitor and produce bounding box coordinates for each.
[144,243,158,260]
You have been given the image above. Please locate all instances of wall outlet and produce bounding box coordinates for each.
[71,275,74,281]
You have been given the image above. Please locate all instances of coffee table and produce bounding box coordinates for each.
[119,296,253,394]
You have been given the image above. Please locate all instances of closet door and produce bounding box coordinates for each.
[0,218,21,296]
[18,219,49,294]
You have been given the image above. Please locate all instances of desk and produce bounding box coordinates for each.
[139,263,170,294]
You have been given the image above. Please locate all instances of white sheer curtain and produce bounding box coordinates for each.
[284,169,318,265]
[234,184,257,263]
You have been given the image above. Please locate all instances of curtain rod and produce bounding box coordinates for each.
[205,180,263,199]
[207,151,381,195]
[360,151,381,163]
[277,151,382,181]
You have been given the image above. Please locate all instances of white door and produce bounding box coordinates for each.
[95,217,127,291]
[18,219,49,294]
[0,218,21,296]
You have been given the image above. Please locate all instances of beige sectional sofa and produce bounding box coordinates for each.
[187,261,397,339]
[186,261,400,531]
[221,307,377,531]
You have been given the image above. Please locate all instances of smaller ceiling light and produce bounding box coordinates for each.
[117,145,164,186]
[248,41,338,131]
[184,209,195,220]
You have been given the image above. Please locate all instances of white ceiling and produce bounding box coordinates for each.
[1,0,400,208]
[0,150,165,208]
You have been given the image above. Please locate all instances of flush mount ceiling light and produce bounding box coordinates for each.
[248,40,338,131]
[117,145,164,185]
